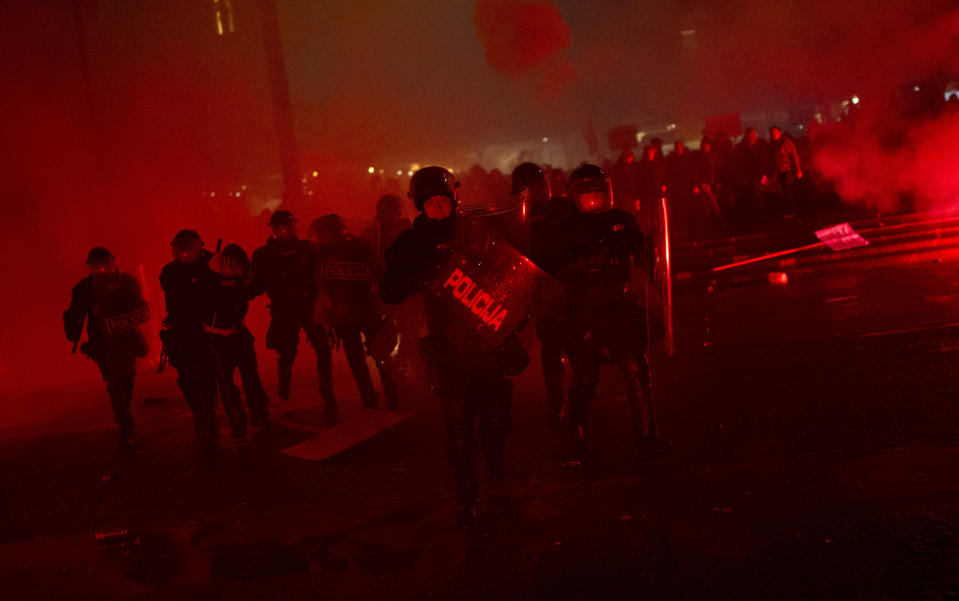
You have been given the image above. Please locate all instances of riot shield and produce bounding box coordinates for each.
[425,216,561,352]
[457,190,531,257]
[92,273,151,337]
[91,272,151,368]
[635,196,674,357]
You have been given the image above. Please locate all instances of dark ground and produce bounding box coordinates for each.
[4,254,959,600]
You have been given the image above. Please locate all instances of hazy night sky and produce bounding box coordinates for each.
[278,0,957,164]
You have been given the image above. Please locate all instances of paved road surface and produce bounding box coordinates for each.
[3,259,959,600]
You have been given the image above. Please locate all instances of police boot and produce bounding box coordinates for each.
[621,356,658,437]
[561,422,590,469]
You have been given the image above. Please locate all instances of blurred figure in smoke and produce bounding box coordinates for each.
[735,128,770,221]
[636,144,667,214]
[514,162,572,425]
[550,164,670,465]
[650,137,665,161]
[202,244,271,439]
[769,126,804,216]
[611,149,640,214]
[693,138,723,236]
[666,141,697,240]
[362,194,412,269]
[311,214,399,410]
[159,230,220,442]
[380,166,530,528]
[64,248,150,446]
[251,210,337,422]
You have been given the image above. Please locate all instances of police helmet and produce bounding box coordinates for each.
[376,194,403,212]
[170,229,203,249]
[569,163,606,184]
[268,210,296,226]
[408,166,458,212]
[85,246,115,265]
[510,162,546,195]
[309,214,347,239]
[568,163,614,213]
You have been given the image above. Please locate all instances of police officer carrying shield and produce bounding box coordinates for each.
[380,166,532,527]
[202,244,271,438]
[310,214,399,410]
[549,164,671,464]
[512,162,573,426]
[159,230,220,442]
[64,247,150,445]
[251,210,338,422]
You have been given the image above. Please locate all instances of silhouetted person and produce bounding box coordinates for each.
[550,165,670,465]
[693,139,722,235]
[159,230,220,442]
[251,210,337,422]
[514,162,572,425]
[636,144,667,213]
[64,247,149,446]
[735,128,770,220]
[769,126,803,216]
[312,214,399,410]
[611,149,640,213]
[202,244,270,439]
[380,166,529,528]
[667,141,697,238]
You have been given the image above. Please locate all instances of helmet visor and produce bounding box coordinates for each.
[570,177,613,213]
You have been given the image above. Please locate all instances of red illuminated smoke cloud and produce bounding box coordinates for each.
[474,0,575,96]
[810,4,959,214]
[816,110,959,214]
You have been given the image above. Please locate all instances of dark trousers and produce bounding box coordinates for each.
[98,364,135,435]
[209,327,270,437]
[778,171,797,215]
[566,301,657,457]
[431,364,512,507]
[168,332,219,440]
[266,316,335,411]
[336,322,399,410]
[535,317,566,418]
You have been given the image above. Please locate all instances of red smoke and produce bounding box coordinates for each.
[815,108,959,214]
[474,0,574,97]
[808,4,959,214]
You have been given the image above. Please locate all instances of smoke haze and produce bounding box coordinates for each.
[2,0,958,427]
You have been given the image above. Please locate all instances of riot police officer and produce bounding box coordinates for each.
[203,244,271,438]
[512,162,573,425]
[551,164,670,464]
[159,230,220,442]
[311,214,399,410]
[64,247,150,445]
[251,210,338,422]
[380,166,538,527]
